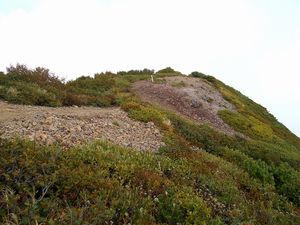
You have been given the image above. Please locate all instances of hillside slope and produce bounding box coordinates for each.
[0,65,300,224]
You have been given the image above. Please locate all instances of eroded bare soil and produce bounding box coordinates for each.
[0,101,164,151]
[132,76,238,135]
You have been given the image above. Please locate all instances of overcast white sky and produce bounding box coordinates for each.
[0,0,299,136]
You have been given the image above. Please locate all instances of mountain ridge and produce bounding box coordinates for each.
[0,65,299,224]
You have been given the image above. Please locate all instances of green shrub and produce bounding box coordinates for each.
[114,77,131,91]
[156,67,177,74]
[243,140,300,169]
[171,81,186,88]
[168,113,236,152]
[66,75,115,95]
[218,110,275,141]
[219,147,274,185]
[189,71,207,78]
[0,85,6,98]
[156,188,211,225]
[116,69,154,75]
[129,105,166,126]
[272,163,300,206]
[1,82,62,106]
[153,77,166,84]
[0,72,5,82]
[121,100,142,111]
[0,64,64,106]
[6,64,64,89]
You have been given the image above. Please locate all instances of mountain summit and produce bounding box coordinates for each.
[0,65,299,224]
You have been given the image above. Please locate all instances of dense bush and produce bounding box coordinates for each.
[156,67,181,75]
[0,82,62,106]
[156,188,211,224]
[0,64,65,106]
[189,71,207,78]
[218,147,275,185]
[117,68,155,75]
[1,139,299,224]
[272,163,300,206]
[5,64,64,89]
[0,71,5,80]
[168,113,237,153]
[128,105,166,125]
[218,110,276,141]
[66,75,116,94]
[0,64,150,107]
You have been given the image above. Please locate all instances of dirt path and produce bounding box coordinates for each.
[0,101,164,151]
[132,76,239,136]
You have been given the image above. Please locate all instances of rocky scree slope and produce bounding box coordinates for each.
[0,101,164,151]
[132,76,241,136]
